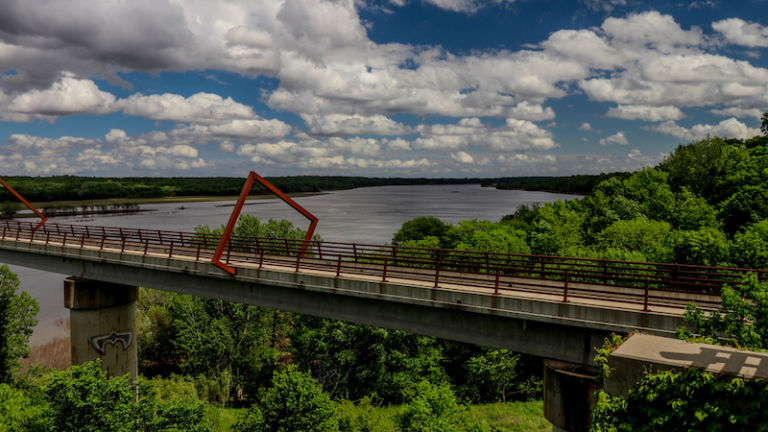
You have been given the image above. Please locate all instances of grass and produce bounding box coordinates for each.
[209,400,550,432]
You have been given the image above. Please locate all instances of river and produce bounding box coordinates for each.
[7,184,577,345]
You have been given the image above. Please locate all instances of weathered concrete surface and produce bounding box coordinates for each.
[64,277,138,378]
[606,333,768,396]
[543,360,598,432]
[0,239,691,365]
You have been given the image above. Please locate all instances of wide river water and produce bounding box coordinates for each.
[9,184,577,345]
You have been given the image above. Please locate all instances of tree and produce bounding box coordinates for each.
[235,366,338,432]
[0,265,38,383]
[465,349,519,403]
[761,111,768,136]
[392,217,449,246]
[396,380,485,432]
[732,219,768,269]
[290,316,446,403]
[44,361,154,432]
[597,218,674,263]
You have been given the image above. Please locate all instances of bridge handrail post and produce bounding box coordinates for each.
[382,259,388,283]
[494,267,500,295]
[284,238,290,256]
[80,235,85,248]
[353,244,358,263]
[1,227,5,240]
[295,254,301,272]
[45,231,50,245]
[434,255,440,289]
[644,278,650,312]
[100,236,105,251]
[259,249,265,269]
[392,246,397,266]
[562,270,569,303]
[195,244,201,262]
[121,238,126,253]
[144,240,149,256]
[317,242,323,260]
[336,256,342,277]
[85,226,90,238]
[15,228,20,242]
[62,232,67,246]
[168,241,174,259]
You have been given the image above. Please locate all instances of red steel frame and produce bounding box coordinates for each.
[0,177,47,232]
[211,171,318,275]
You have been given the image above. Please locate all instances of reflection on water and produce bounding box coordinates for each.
[8,184,577,345]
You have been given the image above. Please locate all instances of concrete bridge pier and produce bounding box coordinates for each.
[64,277,138,379]
[543,360,599,432]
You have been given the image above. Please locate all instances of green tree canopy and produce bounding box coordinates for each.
[0,265,38,384]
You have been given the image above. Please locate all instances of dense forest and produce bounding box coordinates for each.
[0,176,486,203]
[1,134,768,431]
[0,173,617,205]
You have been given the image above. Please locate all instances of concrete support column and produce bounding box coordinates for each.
[543,360,599,432]
[64,277,139,378]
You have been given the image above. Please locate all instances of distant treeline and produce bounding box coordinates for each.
[487,172,631,195]
[0,175,603,202]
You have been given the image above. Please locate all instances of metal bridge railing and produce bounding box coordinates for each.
[1,219,756,312]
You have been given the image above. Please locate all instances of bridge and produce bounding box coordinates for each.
[0,218,756,363]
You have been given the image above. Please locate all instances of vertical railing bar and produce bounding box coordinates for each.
[382,259,388,283]
[434,254,440,289]
[336,256,342,277]
[168,241,174,259]
[195,244,201,262]
[144,241,149,256]
[644,277,650,312]
[259,249,265,270]
[563,270,569,303]
[353,244,358,263]
[494,267,500,295]
[295,254,301,272]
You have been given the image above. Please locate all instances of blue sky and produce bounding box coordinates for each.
[0,0,766,177]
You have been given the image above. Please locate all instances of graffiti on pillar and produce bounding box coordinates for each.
[90,330,132,355]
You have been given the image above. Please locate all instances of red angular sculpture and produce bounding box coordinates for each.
[0,177,47,232]
[211,171,318,275]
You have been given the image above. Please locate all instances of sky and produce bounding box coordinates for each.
[0,0,767,178]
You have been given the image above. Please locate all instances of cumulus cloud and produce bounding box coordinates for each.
[607,105,684,122]
[652,117,761,141]
[421,0,515,14]
[599,131,628,145]
[713,18,768,48]
[301,114,410,135]
[4,73,117,120]
[710,107,764,119]
[414,117,557,152]
[579,122,593,131]
[119,93,257,123]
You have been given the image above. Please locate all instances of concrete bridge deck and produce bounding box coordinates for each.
[0,221,729,365]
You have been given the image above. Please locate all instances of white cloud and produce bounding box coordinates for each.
[652,117,761,141]
[580,0,626,12]
[607,105,684,122]
[5,73,117,120]
[713,18,768,48]
[119,92,256,123]
[710,107,764,119]
[421,0,515,14]
[301,114,410,135]
[414,117,557,152]
[599,131,628,146]
[579,122,593,131]
[451,151,474,163]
